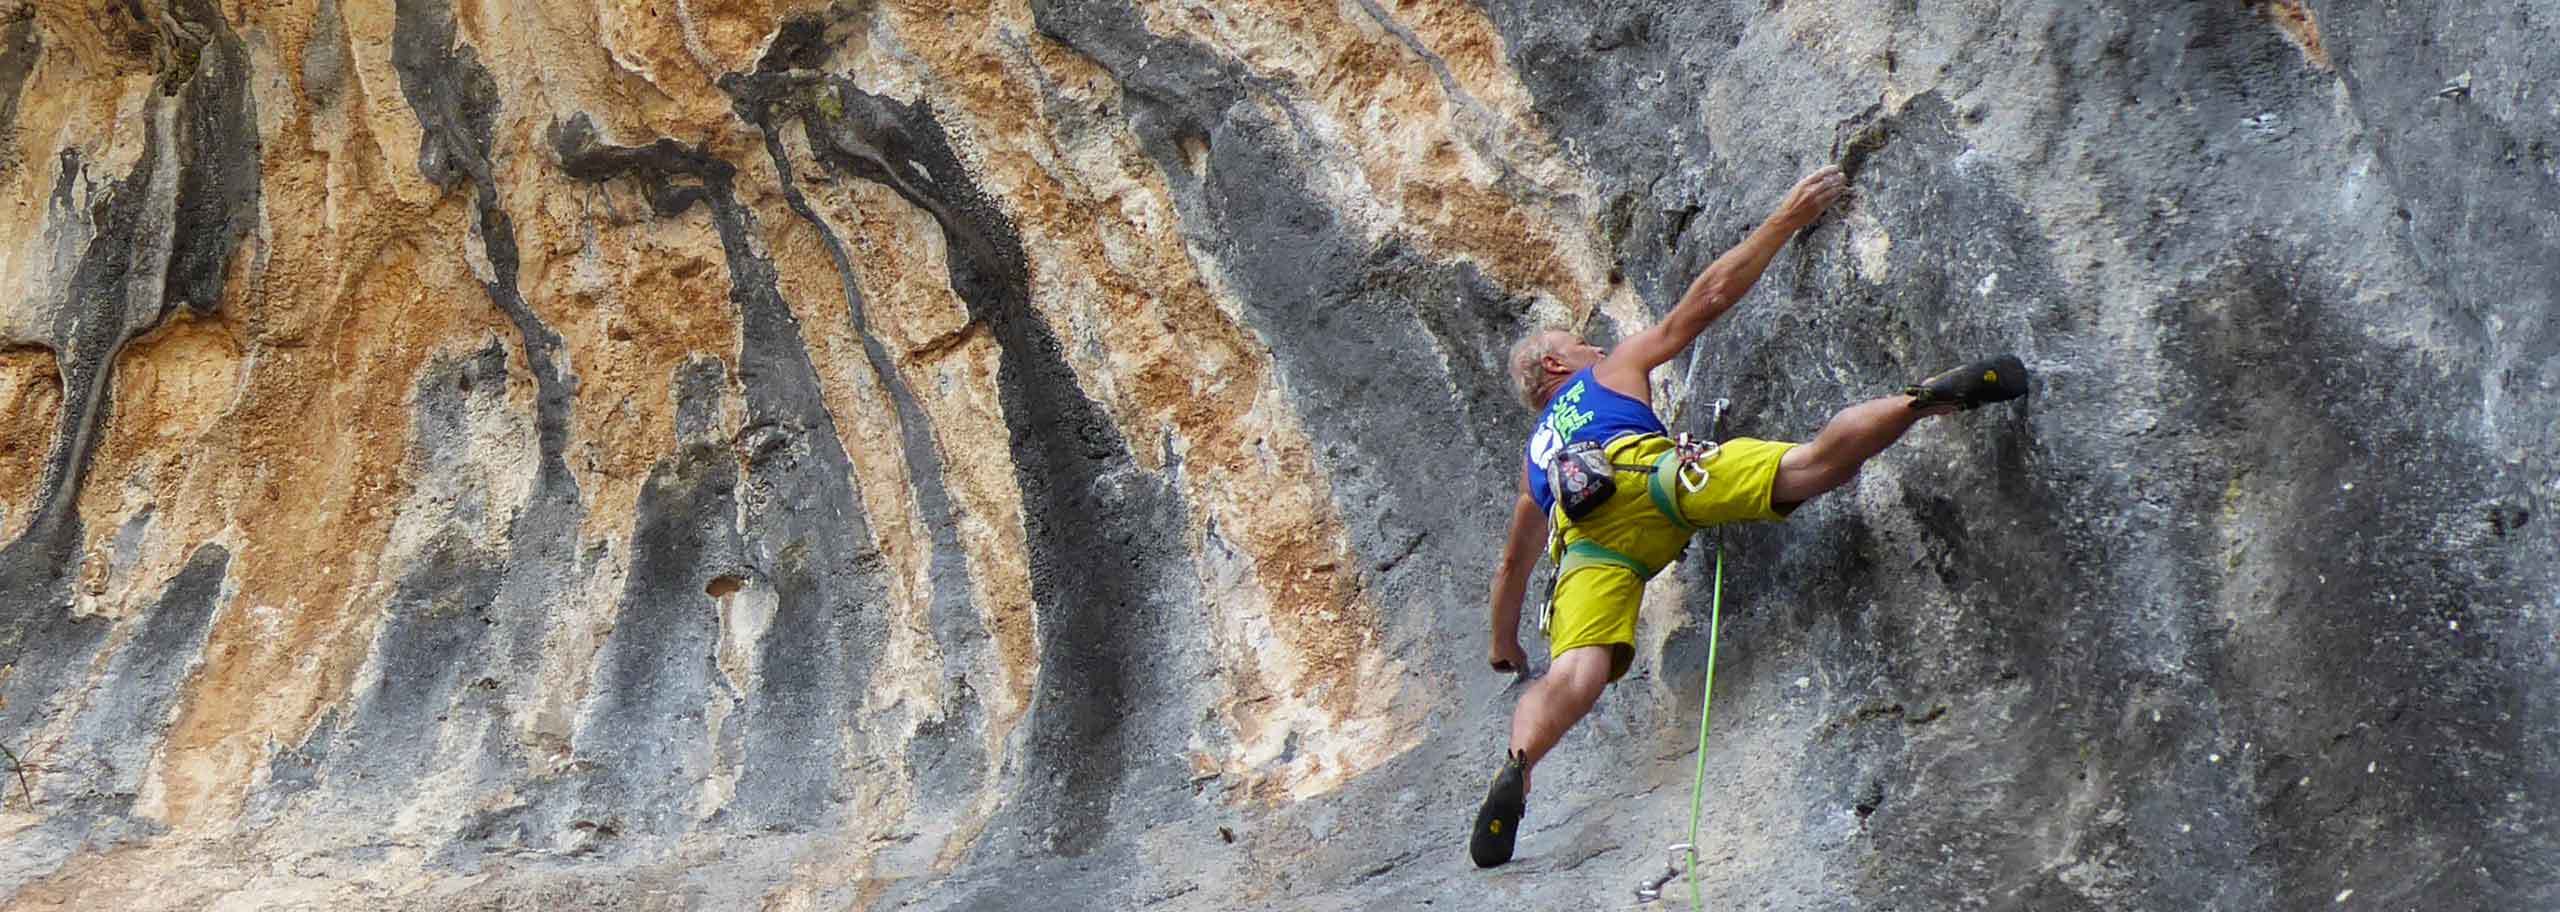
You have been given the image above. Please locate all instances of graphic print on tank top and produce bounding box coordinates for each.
[1524,369,1664,514]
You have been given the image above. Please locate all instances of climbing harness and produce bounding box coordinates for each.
[1533,433,1670,635]
[1534,402,1727,637]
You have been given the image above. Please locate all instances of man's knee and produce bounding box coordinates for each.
[1549,646,1618,701]
[1773,447,1855,503]
[1780,440,1848,475]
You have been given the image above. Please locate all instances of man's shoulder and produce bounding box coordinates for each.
[1586,362,1653,409]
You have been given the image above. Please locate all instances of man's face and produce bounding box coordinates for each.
[1543,332,1605,375]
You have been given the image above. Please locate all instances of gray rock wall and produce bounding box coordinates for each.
[0,1,2551,909]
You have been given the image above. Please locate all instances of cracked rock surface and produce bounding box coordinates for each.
[1,1,2554,909]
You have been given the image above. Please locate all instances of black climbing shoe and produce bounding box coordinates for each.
[1470,751,1529,868]
[1904,354,2030,410]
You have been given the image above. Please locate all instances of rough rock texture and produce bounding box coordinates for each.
[2,1,2555,909]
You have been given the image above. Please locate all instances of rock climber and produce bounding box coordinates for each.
[1471,164,2029,867]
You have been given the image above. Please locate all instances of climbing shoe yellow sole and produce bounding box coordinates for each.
[1904,354,2030,410]
[1469,751,1528,868]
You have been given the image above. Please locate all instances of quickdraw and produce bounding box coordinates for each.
[1672,430,1720,494]
[1678,398,1731,494]
[1632,843,1695,904]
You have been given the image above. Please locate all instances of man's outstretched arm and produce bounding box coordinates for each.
[1488,491,1547,672]
[1596,165,1848,393]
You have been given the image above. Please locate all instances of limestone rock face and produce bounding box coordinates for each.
[2,1,2554,909]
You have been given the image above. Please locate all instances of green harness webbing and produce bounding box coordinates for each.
[1647,447,1700,534]
[1561,539,1654,580]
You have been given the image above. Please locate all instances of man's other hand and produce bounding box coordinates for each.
[1775,164,1849,228]
[1490,636,1530,673]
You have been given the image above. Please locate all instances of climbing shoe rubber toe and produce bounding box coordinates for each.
[1469,752,1528,868]
[1905,354,2030,410]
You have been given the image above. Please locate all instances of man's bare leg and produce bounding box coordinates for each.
[1506,645,1616,791]
[1475,644,1614,867]
[1770,395,1953,505]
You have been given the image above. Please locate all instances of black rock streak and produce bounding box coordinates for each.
[550,114,888,834]
[715,46,1201,867]
[722,69,988,800]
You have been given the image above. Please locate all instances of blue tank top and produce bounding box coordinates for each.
[1524,368,1664,513]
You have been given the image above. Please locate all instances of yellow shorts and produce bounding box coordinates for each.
[1547,435,1799,681]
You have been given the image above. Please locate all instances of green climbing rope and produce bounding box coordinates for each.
[1666,374,1730,909]
[1682,532,1726,910]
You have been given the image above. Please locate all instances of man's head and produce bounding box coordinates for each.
[1506,328,1605,411]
